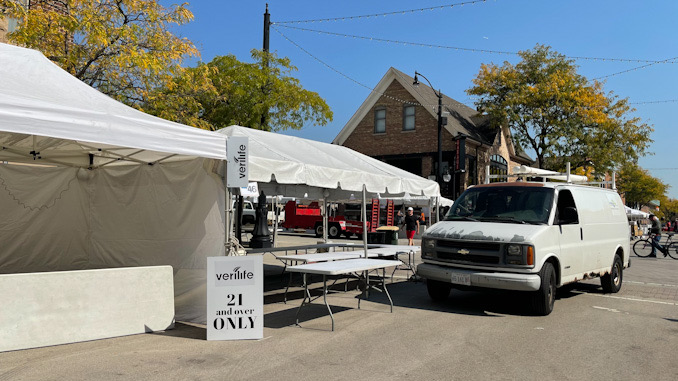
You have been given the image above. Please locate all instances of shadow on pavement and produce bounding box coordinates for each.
[263,304,352,329]
[152,322,206,340]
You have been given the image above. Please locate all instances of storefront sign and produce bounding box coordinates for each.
[226,137,249,188]
[207,256,263,340]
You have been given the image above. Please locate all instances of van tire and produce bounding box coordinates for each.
[601,255,623,293]
[530,262,556,316]
[426,279,452,302]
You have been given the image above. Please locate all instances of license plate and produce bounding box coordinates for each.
[450,271,471,286]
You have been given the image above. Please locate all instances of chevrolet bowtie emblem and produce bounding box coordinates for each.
[458,249,470,255]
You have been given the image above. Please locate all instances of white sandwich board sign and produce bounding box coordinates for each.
[206,256,263,340]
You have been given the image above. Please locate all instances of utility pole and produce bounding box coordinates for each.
[263,4,270,55]
[261,4,271,130]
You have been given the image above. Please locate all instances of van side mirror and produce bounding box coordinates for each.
[558,206,579,225]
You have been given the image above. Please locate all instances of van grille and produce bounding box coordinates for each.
[436,252,500,264]
[433,239,502,265]
[437,240,501,251]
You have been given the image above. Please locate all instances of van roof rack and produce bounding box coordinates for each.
[484,162,616,189]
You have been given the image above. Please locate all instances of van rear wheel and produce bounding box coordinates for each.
[530,262,556,316]
[426,279,451,302]
[601,255,623,293]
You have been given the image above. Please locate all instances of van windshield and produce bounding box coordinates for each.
[445,186,554,225]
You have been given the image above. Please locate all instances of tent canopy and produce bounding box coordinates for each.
[0,43,226,168]
[219,126,440,200]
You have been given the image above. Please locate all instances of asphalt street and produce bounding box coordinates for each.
[1,233,677,381]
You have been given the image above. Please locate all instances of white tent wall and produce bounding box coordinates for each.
[0,159,224,322]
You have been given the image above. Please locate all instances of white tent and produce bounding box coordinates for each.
[218,126,440,200]
[0,43,228,322]
[0,43,439,324]
[625,206,649,221]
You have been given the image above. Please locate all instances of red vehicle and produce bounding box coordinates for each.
[282,201,384,239]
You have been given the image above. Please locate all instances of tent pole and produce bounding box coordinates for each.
[322,197,328,243]
[273,197,279,248]
[224,167,231,256]
[362,185,367,258]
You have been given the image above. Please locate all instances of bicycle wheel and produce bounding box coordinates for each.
[633,239,654,257]
[667,242,678,260]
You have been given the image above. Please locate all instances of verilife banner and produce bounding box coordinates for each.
[226,136,249,188]
[207,256,263,341]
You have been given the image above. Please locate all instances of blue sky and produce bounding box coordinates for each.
[170,0,677,198]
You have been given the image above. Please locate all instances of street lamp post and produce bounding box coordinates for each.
[413,71,444,191]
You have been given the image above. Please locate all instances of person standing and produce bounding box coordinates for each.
[649,214,661,257]
[404,207,419,246]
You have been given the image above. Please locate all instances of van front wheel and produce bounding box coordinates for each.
[601,255,623,293]
[426,279,451,302]
[530,262,556,316]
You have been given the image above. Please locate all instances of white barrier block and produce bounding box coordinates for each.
[0,266,175,352]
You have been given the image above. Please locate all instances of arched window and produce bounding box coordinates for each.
[490,155,507,183]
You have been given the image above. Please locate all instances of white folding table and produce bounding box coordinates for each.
[287,258,402,331]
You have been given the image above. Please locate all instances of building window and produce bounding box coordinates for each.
[403,105,415,131]
[490,155,507,183]
[374,108,386,134]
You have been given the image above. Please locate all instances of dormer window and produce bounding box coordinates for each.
[374,108,386,133]
[403,105,415,131]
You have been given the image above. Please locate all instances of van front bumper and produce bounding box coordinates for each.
[417,263,541,292]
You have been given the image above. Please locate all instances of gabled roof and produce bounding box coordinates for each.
[333,67,492,145]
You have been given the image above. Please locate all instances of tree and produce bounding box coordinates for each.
[467,44,653,174]
[616,162,667,208]
[142,50,333,131]
[1,0,198,106]
[660,198,678,222]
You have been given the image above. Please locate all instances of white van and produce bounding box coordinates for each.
[417,182,630,315]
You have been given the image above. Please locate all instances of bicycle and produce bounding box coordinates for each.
[633,233,678,259]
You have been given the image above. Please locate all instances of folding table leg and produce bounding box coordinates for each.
[323,275,335,331]
[295,273,312,327]
[382,268,393,313]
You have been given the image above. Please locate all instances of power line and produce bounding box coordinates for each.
[273,27,476,111]
[629,100,678,105]
[275,24,675,65]
[274,0,490,25]
[594,56,678,80]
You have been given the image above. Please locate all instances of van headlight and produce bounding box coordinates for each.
[422,238,436,259]
[505,244,535,267]
[507,244,521,256]
[423,239,436,249]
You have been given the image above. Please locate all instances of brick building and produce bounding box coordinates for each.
[333,67,532,199]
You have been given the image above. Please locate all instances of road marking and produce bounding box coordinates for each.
[625,280,678,288]
[592,306,619,313]
[576,291,678,306]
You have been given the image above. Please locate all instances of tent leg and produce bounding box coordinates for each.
[362,185,367,257]
[224,172,231,256]
[322,197,328,243]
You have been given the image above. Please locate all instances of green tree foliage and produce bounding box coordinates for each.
[1,0,198,105]
[467,44,653,173]
[616,162,667,208]
[143,50,333,131]
[660,198,678,222]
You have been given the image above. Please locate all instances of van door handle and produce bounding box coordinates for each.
[580,228,583,240]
